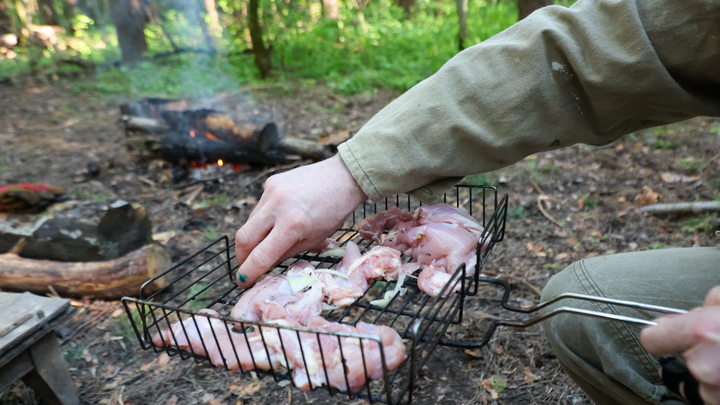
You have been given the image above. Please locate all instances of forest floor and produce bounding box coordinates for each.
[1,78,719,405]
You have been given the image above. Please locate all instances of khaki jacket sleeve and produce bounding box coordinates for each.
[338,0,720,203]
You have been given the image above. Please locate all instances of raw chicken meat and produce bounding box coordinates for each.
[320,241,406,307]
[319,241,366,307]
[415,204,484,238]
[357,207,416,243]
[231,261,324,326]
[151,309,280,371]
[416,262,463,297]
[307,238,341,254]
[399,223,478,277]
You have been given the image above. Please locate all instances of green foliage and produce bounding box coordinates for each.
[463,172,495,186]
[645,136,679,150]
[680,214,717,233]
[1,0,532,96]
[648,242,666,250]
[62,342,86,365]
[506,205,528,220]
[117,309,143,341]
[201,226,222,243]
[675,157,708,171]
[186,282,212,309]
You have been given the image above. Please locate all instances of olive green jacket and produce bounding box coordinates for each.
[338,0,720,203]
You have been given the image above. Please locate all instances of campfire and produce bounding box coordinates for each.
[120,98,339,171]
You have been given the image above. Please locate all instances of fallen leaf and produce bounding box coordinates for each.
[633,186,660,206]
[139,359,156,372]
[201,393,216,403]
[157,353,171,367]
[166,395,178,405]
[523,367,537,383]
[111,309,124,318]
[661,172,700,183]
[464,349,482,358]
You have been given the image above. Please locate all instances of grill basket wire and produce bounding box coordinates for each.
[440,277,689,349]
[121,185,509,405]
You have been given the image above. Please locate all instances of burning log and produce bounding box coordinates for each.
[0,243,170,299]
[121,99,337,164]
[0,199,152,262]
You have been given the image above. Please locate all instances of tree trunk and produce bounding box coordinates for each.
[38,0,59,25]
[61,0,76,33]
[322,0,338,19]
[0,244,171,299]
[0,0,12,33]
[109,0,148,62]
[517,0,551,20]
[456,0,466,50]
[75,0,95,20]
[204,0,220,36]
[395,0,414,14]
[248,0,271,78]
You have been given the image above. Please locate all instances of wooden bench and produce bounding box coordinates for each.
[0,292,79,405]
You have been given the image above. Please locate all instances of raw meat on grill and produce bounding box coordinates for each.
[357,207,416,243]
[231,261,324,325]
[319,241,406,307]
[415,204,484,238]
[151,309,280,371]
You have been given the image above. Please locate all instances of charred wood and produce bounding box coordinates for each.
[0,199,152,262]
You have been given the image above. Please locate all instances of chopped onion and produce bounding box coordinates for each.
[322,303,339,311]
[287,276,317,293]
[369,274,408,307]
[319,247,346,257]
[313,269,349,279]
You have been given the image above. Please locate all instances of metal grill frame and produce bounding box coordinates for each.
[121,184,509,404]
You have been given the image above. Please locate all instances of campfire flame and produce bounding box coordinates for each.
[217,159,224,166]
[190,130,195,138]
[205,132,218,141]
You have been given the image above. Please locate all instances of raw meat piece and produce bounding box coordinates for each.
[357,207,416,243]
[400,223,478,277]
[319,241,366,307]
[231,261,324,326]
[321,241,405,307]
[151,309,279,371]
[415,204,484,238]
[416,262,463,298]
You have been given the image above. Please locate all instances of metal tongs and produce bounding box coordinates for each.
[438,277,704,405]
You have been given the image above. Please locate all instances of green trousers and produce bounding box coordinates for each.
[540,247,720,405]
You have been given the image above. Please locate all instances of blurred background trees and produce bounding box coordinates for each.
[0,0,569,95]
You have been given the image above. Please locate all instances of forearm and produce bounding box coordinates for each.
[339,0,720,202]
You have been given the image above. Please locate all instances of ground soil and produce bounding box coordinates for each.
[0,78,718,405]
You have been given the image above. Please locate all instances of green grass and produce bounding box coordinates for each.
[506,205,528,220]
[186,282,212,310]
[675,157,708,171]
[62,342,86,366]
[645,136,679,150]
[117,309,143,341]
[201,226,222,243]
[680,214,717,233]
[463,172,496,186]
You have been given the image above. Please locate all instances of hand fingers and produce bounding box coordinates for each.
[236,225,301,287]
[640,310,703,354]
[700,384,720,405]
[684,338,720,387]
[705,286,720,307]
[235,212,273,275]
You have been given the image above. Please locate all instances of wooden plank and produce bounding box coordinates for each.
[0,292,70,358]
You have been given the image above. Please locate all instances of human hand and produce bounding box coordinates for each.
[234,155,368,287]
[640,286,720,405]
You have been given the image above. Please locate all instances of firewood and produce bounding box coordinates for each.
[639,201,720,215]
[0,200,152,262]
[278,137,337,161]
[0,244,170,299]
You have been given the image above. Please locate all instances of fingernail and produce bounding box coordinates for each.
[237,273,247,283]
